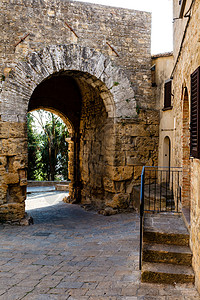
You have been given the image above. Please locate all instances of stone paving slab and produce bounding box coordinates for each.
[27,187,56,193]
[0,193,199,300]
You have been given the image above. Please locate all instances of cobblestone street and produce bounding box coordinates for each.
[0,192,199,300]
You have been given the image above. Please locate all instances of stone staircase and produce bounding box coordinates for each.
[133,183,178,213]
[141,213,195,284]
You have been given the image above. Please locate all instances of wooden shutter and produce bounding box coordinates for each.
[190,67,200,158]
[164,80,172,108]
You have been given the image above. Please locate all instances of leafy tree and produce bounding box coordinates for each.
[27,113,38,180]
[27,110,69,181]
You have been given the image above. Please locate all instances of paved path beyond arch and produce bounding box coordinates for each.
[0,194,199,300]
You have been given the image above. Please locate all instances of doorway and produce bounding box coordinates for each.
[163,136,171,169]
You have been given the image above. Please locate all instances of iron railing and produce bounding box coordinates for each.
[139,166,182,270]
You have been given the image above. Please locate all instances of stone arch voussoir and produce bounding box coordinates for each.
[0,44,136,122]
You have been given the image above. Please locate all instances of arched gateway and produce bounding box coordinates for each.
[0,44,137,222]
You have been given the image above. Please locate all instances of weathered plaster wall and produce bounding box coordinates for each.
[152,54,174,168]
[173,0,193,63]
[172,0,200,292]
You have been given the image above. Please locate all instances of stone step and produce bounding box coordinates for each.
[144,213,189,234]
[143,231,189,246]
[141,262,195,284]
[143,243,192,265]
[144,203,175,212]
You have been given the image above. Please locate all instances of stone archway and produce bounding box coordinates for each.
[1,44,136,123]
[182,86,191,208]
[0,44,136,222]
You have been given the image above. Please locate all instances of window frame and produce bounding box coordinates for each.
[179,0,187,18]
[190,66,200,158]
[163,79,173,110]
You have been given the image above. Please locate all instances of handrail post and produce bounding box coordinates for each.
[139,167,145,270]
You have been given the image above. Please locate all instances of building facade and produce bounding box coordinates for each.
[153,0,200,292]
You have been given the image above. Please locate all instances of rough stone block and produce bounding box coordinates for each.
[107,166,134,181]
[103,177,115,193]
[0,122,9,138]
[9,122,26,138]
[114,181,125,193]
[105,193,130,209]
[134,166,143,180]
[4,173,19,185]
[125,124,150,137]
[127,156,142,166]
[0,203,25,222]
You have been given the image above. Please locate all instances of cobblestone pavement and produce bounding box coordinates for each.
[0,192,199,300]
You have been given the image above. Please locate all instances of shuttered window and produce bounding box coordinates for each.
[190,67,200,158]
[164,80,172,109]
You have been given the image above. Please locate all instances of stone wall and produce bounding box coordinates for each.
[0,122,27,221]
[170,0,200,292]
[0,0,152,109]
[0,0,159,220]
[73,75,159,211]
[79,78,109,208]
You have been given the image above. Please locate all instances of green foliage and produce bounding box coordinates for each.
[109,81,120,90]
[1,74,5,81]
[27,110,69,181]
[27,114,38,180]
[136,104,140,115]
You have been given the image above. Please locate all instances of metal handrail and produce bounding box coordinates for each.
[139,166,145,270]
[139,166,182,270]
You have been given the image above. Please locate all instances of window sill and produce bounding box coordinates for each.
[162,106,173,111]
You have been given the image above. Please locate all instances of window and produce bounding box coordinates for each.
[151,64,156,87]
[179,0,187,18]
[163,80,172,109]
[190,67,200,158]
